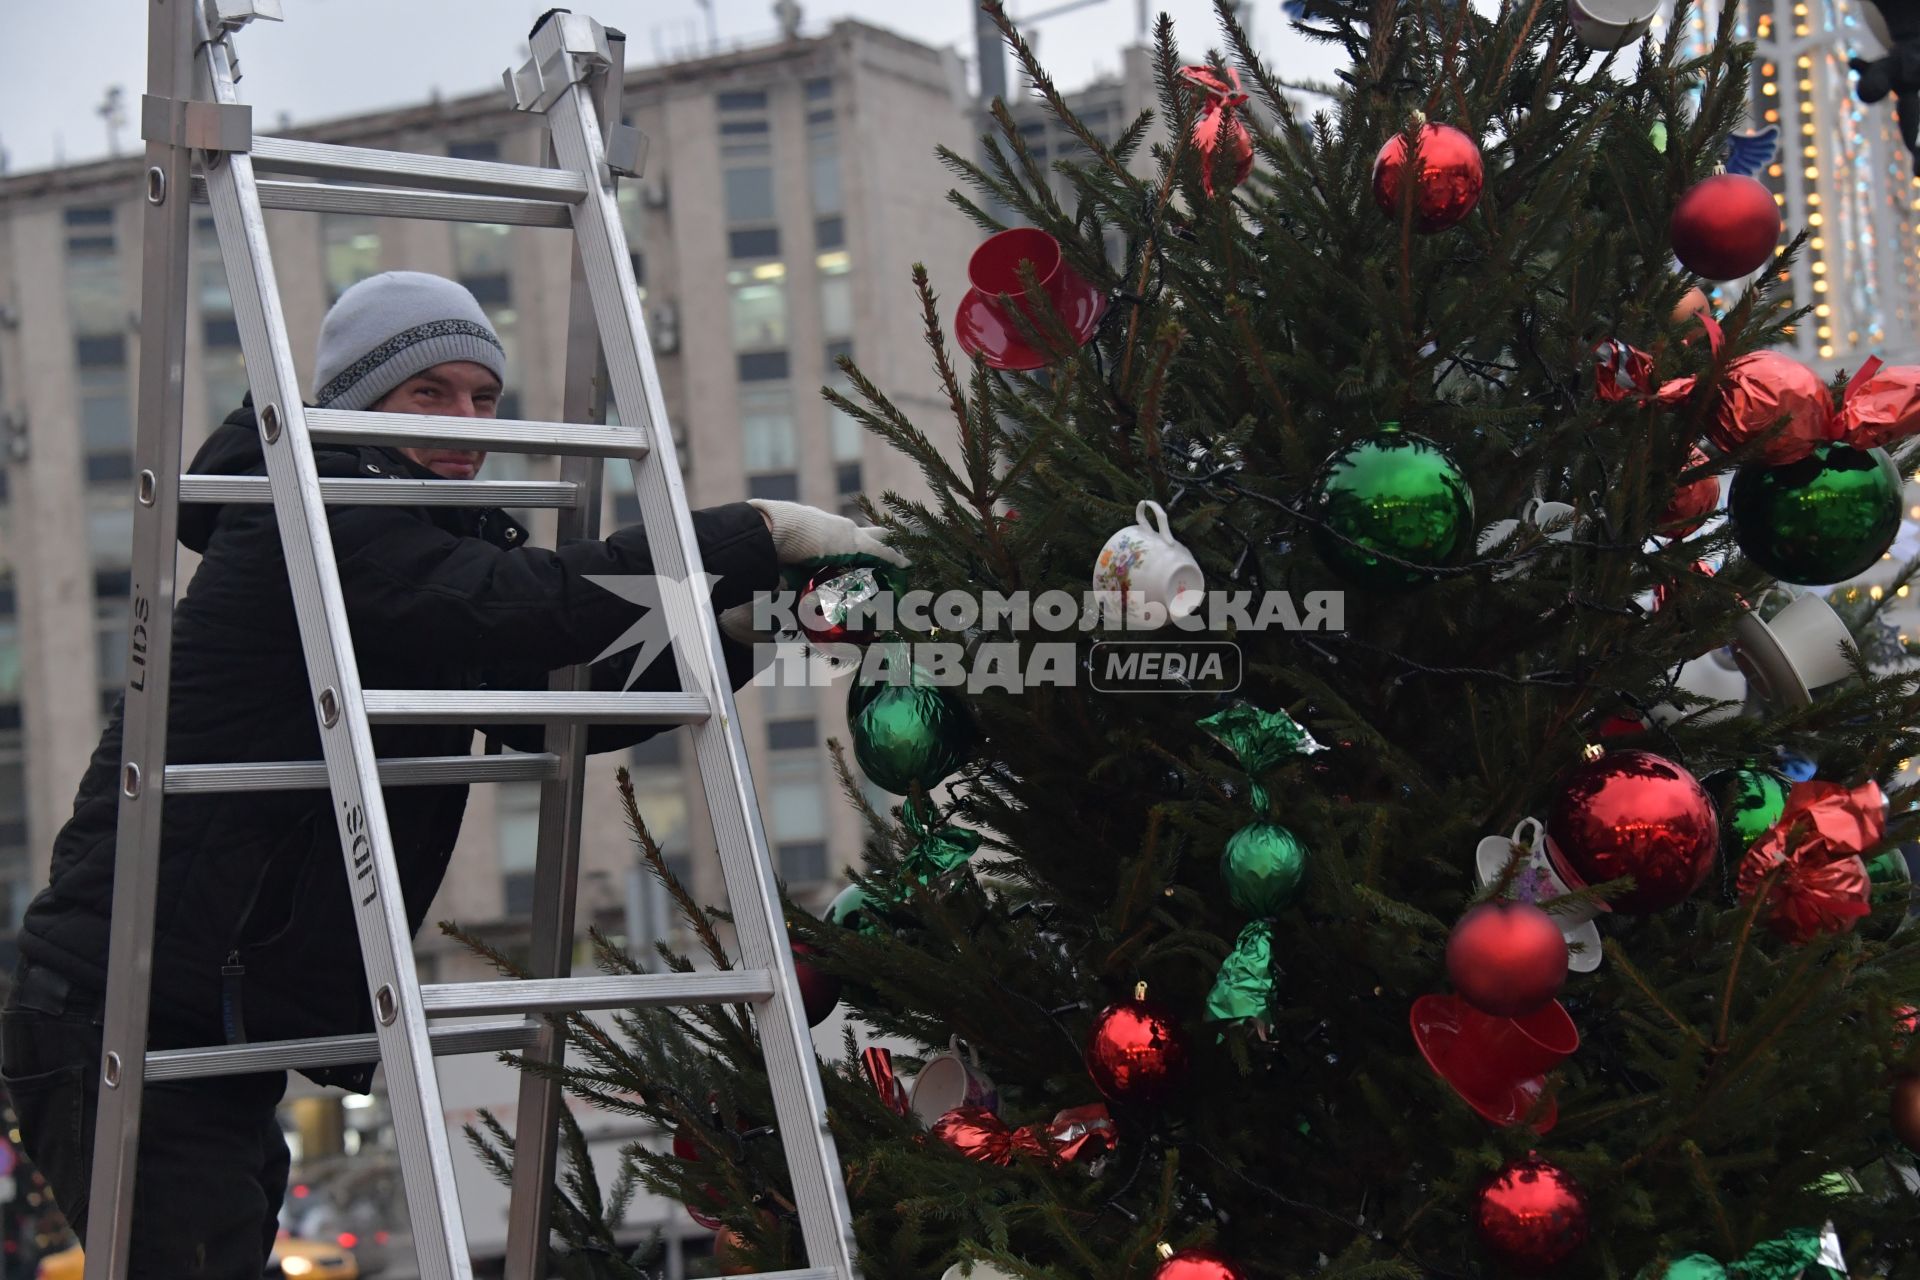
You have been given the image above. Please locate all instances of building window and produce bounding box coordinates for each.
[79,364,132,484]
[723,167,775,225]
[729,265,789,350]
[769,753,826,885]
[448,138,502,162]
[825,339,854,366]
[740,386,796,473]
[88,506,134,567]
[819,267,852,341]
[807,117,842,218]
[716,90,770,113]
[814,216,845,250]
[497,780,542,916]
[804,79,833,102]
[737,350,791,382]
[453,222,514,281]
[204,346,250,417]
[97,600,128,689]
[835,462,863,496]
[322,213,380,302]
[64,206,123,337]
[827,373,863,463]
[728,227,781,260]
[616,182,648,295]
[629,739,689,859]
[767,718,817,751]
[0,614,19,708]
[749,473,799,502]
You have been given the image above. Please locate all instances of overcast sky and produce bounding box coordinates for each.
[0,1,1340,177]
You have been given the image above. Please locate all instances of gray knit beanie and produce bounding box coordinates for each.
[311,271,507,410]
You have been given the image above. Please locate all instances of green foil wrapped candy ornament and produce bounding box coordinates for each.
[1221,822,1309,916]
[1206,920,1276,1025]
[1658,1257,1728,1280]
[828,883,885,935]
[1309,426,1474,590]
[848,670,974,795]
[1728,443,1902,584]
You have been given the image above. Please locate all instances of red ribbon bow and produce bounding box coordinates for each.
[1736,780,1883,943]
[931,1103,1115,1167]
[1177,65,1253,198]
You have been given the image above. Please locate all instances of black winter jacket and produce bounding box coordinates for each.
[19,404,777,1090]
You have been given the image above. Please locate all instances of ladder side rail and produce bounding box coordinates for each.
[503,31,626,1278]
[545,56,861,1279]
[82,3,200,1275]
[193,29,472,1280]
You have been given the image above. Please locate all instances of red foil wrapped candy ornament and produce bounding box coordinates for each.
[1833,360,1920,450]
[1085,982,1190,1105]
[1736,780,1882,944]
[1546,749,1719,914]
[797,565,887,648]
[1704,350,1837,466]
[1670,173,1783,281]
[1474,1156,1592,1273]
[1153,1244,1248,1280]
[931,1103,1114,1166]
[1372,123,1484,232]
[952,227,1107,372]
[1657,446,1722,538]
[1177,65,1254,198]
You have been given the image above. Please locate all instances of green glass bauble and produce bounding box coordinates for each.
[847,677,974,795]
[1220,822,1309,916]
[1309,427,1474,590]
[827,883,883,935]
[1728,443,1902,585]
[1702,766,1790,861]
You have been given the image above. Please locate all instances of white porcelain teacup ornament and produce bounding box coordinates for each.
[908,1036,1000,1127]
[941,1264,1020,1280]
[1092,499,1204,627]
[1474,817,1605,973]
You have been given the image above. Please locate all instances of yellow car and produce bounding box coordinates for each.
[35,1233,359,1279]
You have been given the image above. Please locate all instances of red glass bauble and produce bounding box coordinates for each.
[1474,1157,1591,1273]
[671,1126,727,1230]
[798,566,885,647]
[1894,1074,1920,1153]
[1154,1248,1248,1280]
[1085,986,1190,1105]
[791,941,842,1027]
[712,1227,755,1275]
[1670,174,1782,281]
[1657,447,1721,538]
[1546,749,1718,913]
[1371,124,1484,232]
[1446,901,1569,1017]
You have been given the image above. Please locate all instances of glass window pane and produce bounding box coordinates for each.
[814,216,845,250]
[723,167,775,224]
[65,245,122,336]
[97,607,128,686]
[827,375,862,462]
[738,350,790,382]
[322,215,380,301]
[729,271,789,350]
[819,274,851,340]
[453,223,514,279]
[770,755,825,841]
[716,90,769,112]
[88,506,133,565]
[729,227,781,260]
[740,386,795,473]
[809,146,841,216]
[748,472,799,501]
[629,765,689,856]
[0,621,18,704]
[497,780,542,873]
[204,348,249,417]
[617,181,646,250]
[81,376,131,454]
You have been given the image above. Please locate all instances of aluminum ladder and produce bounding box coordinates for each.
[87,4,860,1278]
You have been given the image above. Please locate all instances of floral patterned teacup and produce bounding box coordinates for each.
[1092,500,1204,626]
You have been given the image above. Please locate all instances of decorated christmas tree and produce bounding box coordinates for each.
[470,0,1920,1274]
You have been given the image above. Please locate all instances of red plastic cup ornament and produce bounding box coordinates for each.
[1411,993,1578,1131]
[953,227,1107,371]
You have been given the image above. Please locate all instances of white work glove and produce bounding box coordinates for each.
[747,499,908,569]
[719,502,907,647]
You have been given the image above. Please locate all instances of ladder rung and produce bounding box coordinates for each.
[144,1017,539,1081]
[422,971,775,1017]
[180,475,580,508]
[306,408,648,458]
[250,135,587,202]
[164,752,562,794]
[194,175,574,227]
[363,691,711,725]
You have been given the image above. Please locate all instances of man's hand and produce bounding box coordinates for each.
[748,499,907,569]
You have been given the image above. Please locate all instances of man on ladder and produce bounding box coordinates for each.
[1,269,897,1278]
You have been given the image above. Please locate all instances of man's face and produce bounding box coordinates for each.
[371,361,501,480]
